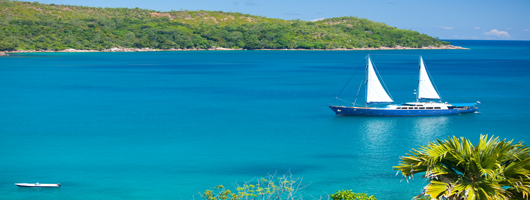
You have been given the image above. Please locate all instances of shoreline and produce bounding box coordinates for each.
[0,45,467,55]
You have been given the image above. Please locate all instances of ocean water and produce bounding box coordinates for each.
[1,40,529,200]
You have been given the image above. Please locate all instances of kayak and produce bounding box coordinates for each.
[15,183,61,187]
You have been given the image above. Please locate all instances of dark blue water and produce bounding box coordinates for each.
[1,40,529,199]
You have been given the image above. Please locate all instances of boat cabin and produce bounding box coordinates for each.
[386,102,477,110]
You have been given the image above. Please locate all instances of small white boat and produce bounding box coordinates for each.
[15,183,61,188]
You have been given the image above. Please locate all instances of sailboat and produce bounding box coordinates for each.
[329,55,479,116]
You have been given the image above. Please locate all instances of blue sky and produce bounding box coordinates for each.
[35,0,530,40]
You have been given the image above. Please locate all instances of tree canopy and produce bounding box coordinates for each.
[394,135,530,200]
[0,0,449,51]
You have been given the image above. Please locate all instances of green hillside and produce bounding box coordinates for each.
[0,0,449,51]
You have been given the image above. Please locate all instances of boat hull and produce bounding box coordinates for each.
[329,106,477,116]
[15,183,60,188]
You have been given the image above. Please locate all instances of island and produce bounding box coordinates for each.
[0,0,464,52]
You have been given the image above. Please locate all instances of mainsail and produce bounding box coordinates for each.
[366,57,393,104]
[417,56,440,100]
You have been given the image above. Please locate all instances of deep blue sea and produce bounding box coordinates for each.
[1,40,529,200]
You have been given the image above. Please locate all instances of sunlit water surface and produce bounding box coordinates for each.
[1,40,529,199]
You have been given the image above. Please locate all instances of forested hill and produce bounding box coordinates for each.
[0,0,449,51]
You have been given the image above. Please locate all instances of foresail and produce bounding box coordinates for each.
[417,56,440,100]
[366,57,393,104]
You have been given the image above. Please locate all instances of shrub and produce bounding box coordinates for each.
[330,190,377,200]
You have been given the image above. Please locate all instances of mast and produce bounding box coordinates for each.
[365,55,369,107]
[416,56,421,102]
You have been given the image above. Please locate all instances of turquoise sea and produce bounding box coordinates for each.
[1,40,530,199]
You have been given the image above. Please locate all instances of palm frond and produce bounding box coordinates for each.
[395,134,530,200]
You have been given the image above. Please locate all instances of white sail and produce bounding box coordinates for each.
[366,57,393,104]
[417,56,440,100]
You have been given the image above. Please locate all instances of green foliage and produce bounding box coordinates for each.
[394,135,530,200]
[330,190,377,200]
[0,0,449,51]
[413,195,430,200]
[0,41,17,51]
[200,173,306,200]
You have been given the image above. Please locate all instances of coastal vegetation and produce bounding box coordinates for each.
[394,135,530,200]
[199,173,378,200]
[330,190,377,200]
[199,173,305,200]
[0,0,450,51]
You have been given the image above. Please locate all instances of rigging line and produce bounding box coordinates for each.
[354,56,369,106]
[335,62,362,100]
[335,97,354,104]
[324,60,362,105]
[327,58,365,105]
[325,67,355,105]
[353,77,364,106]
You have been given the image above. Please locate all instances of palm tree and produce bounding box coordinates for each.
[394,135,530,200]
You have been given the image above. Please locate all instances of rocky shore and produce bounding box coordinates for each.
[1,45,466,54]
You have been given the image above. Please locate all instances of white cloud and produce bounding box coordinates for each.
[310,18,325,22]
[523,29,529,32]
[484,29,511,38]
[474,27,480,29]
[440,27,454,30]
